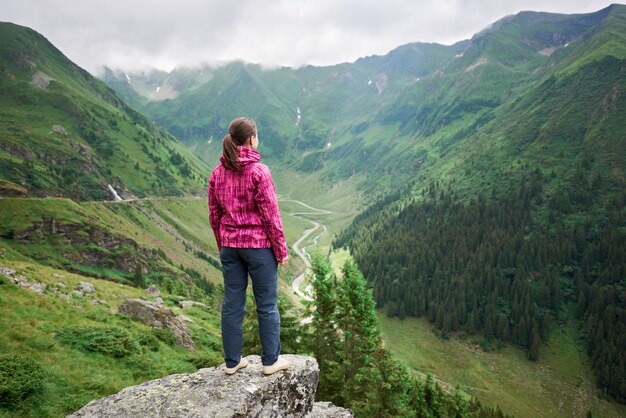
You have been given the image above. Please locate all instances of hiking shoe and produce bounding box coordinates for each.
[262,357,290,376]
[224,358,248,375]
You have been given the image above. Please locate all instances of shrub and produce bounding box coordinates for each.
[0,354,45,407]
[186,351,222,369]
[123,354,161,380]
[56,324,139,357]
[152,328,177,346]
[136,331,160,352]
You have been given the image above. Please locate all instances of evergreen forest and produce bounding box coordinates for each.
[337,169,626,402]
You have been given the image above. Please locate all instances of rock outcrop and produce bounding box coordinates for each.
[118,298,195,351]
[13,220,159,275]
[68,355,353,417]
[145,284,161,297]
[310,402,355,417]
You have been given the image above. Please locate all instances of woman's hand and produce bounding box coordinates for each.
[278,256,289,266]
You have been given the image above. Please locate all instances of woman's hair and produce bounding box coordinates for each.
[222,117,257,171]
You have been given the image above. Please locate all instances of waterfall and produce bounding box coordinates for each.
[107,184,123,201]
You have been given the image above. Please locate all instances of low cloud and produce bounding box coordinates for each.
[2,0,616,73]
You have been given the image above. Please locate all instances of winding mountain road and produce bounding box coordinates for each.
[282,199,331,301]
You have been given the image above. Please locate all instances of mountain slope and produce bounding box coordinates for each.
[104,6,625,198]
[0,22,210,200]
[336,4,626,403]
[100,42,466,178]
[65,2,626,410]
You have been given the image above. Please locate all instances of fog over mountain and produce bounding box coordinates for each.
[2,0,618,72]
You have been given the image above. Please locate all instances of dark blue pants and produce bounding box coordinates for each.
[220,247,281,367]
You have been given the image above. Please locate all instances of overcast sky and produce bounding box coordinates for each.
[2,0,619,74]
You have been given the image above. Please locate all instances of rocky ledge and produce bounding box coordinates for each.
[68,354,352,418]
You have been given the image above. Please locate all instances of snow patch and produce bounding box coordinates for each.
[107,184,123,201]
[464,57,488,72]
[296,106,301,126]
[368,80,373,85]
[124,73,131,84]
[326,142,332,148]
[538,47,556,56]
[32,71,55,89]
[155,86,161,93]
[455,53,464,58]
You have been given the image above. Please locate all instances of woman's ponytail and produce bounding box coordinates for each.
[222,133,241,172]
[221,117,257,172]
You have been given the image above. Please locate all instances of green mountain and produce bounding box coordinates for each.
[0,22,210,200]
[100,41,467,183]
[104,6,625,195]
[0,4,625,416]
[103,4,626,406]
[336,4,626,405]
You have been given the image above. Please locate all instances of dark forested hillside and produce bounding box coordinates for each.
[336,5,626,403]
[337,170,626,400]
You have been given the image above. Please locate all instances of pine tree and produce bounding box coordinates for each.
[132,264,146,288]
[371,348,414,417]
[528,324,540,361]
[305,253,343,404]
[335,259,382,413]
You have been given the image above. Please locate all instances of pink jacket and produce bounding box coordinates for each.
[208,146,288,261]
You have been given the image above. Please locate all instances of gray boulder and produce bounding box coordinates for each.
[145,284,161,297]
[68,355,350,418]
[118,298,195,351]
[309,402,354,417]
[77,281,96,294]
[179,300,208,309]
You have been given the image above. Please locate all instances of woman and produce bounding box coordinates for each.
[208,117,290,376]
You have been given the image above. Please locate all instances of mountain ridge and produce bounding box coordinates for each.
[0,22,211,201]
[101,5,626,198]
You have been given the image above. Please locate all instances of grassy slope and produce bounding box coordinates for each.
[0,192,326,416]
[274,167,364,252]
[379,314,626,418]
[0,22,210,200]
[0,258,223,417]
[0,194,317,291]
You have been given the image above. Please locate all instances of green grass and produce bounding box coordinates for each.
[0,22,211,200]
[0,260,223,417]
[274,167,364,251]
[0,184,339,415]
[379,314,626,418]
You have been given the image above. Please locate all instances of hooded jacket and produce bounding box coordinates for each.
[208,146,288,261]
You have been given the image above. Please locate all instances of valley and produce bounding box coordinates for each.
[1,4,625,416]
[379,314,626,418]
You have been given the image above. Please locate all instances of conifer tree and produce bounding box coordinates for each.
[305,253,343,403]
[528,324,540,361]
[335,258,381,412]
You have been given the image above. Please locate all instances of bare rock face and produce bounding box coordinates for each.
[308,402,354,417]
[67,355,353,418]
[145,284,161,297]
[31,70,54,89]
[118,298,195,351]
